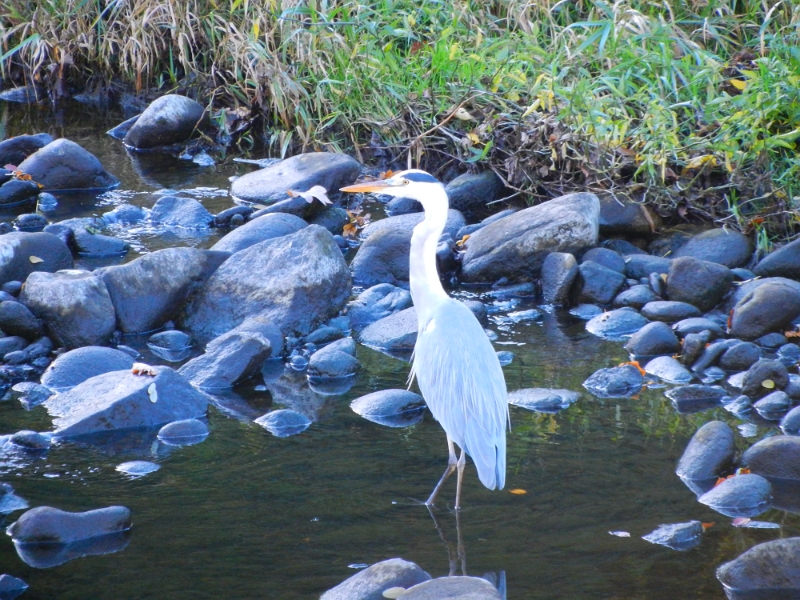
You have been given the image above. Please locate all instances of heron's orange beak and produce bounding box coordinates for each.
[340,180,395,193]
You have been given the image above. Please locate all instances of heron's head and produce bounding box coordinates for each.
[340,169,446,208]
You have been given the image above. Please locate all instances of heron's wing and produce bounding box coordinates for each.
[411,299,508,489]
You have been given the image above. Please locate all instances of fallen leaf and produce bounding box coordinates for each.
[466,132,480,144]
[701,522,715,530]
[287,185,331,206]
[147,383,158,403]
[609,531,630,537]
[453,107,475,120]
[455,234,470,248]
[383,587,407,599]
[736,467,751,475]
[379,170,395,180]
[28,256,44,264]
[509,488,527,495]
[762,379,775,389]
[620,361,646,376]
[729,79,747,91]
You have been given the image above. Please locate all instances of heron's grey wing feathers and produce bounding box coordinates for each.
[411,299,508,490]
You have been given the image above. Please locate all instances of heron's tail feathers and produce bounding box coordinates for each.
[465,425,506,491]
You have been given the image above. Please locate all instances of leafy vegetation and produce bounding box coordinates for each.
[1,1,799,238]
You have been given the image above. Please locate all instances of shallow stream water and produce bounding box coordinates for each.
[0,101,797,600]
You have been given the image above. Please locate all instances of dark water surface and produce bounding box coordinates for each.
[0,101,796,599]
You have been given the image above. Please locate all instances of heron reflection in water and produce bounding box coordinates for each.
[341,170,509,510]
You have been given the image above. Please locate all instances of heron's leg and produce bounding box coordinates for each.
[454,447,467,511]
[425,435,458,507]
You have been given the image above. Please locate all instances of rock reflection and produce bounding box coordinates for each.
[14,530,131,569]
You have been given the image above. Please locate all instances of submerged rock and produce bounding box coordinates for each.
[699,473,772,517]
[8,505,131,544]
[508,388,580,413]
[665,385,727,413]
[0,232,73,285]
[401,576,503,600]
[644,356,693,384]
[17,139,119,191]
[157,419,209,446]
[0,573,28,599]
[0,483,28,515]
[116,460,160,477]
[147,330,192,362]
[642,521,704,551]
[123,94,207,149]
[582,365,643,398]
[320,557,431,600]
[717,537,800,600]
[254,409,311,437]
[350,389,426,428]
[41,346,135,391]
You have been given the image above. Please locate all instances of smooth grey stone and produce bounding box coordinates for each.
[642,521,703,551]
[641,300,701,322]
[308,206,350,235]
[461,300,487,325]
[680,331,711,366]
[45,366,208,437]
[585,308,648,340]
[41,223,73,247]
[56,217,129,257]
[320,557,431,600]
[720,342,762,371]
[754,391,791,420]
[743,436,800,481]
[576,260,625,305]
[386,195,421,215]
[508,388,580,413]
[0,574,27,599]
[461,192,599,283]
[41,346,134,391]
[778,343,800,366]
[677,421,735,486]
[741,360,789,400]
[102,203,148,224]
[598,196,660,237]
[2,350,26,365]
[150,196,213,228]
[157,418,208,445]
[754,237,800,280]
[0,180,40,206]
[20,270,115,349]
[10,382,54,409]
[444,170,505,219]
[644,356,693,384]
[673,228,753,267]
[347,284,413,332]
[7,505,131,543]
[673,317,724,339]
[16,139,119,191]
[647,273,666,298]
[14,213,47,232]
[401,576,502,600]
[350,389,426,428]
[307,345,360,379]
[731,281,800,341]
[0,301,42,340]
[357,307,417,356]
[624,254,671,279]
[613,284,658,309]
[724,276,800,312]
[0,133,53,165]
[648,230,691,257]
[756,332,789,348]
[116,460,160,477]
[665,385,727,414]
[1,281,21,296]
[782,406,800,435]
[123,94,207,149]
[581,247,625,273]
[667,256,733,312]
[350,227,412,286]
[699,473,772,517]
[540,252,578,307]
[361,210,465,242]
[0,483,28,515]
[717,538,800,599]
[182,226,350,343]
[7,430,50,451]
[254,409,311,437]
[691,340,731,373]
[212,212,307,254]
[0,232,72,285]
[731,267,756,281]
[569,304,603,320]
[582,365,643,398]
[625,321,680,358]
[147,330,192,362]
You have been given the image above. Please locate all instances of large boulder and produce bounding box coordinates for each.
[230,152,360,217]
[45,366,208,437]
[461,192,600,283]
[0,133,53,166]
[182,225,351,342]
[20,270,116,349]
[123,94,208,150]
[350,227,412,286]
[672,228,753,268]
[717,538,800,598]
[320,558,431,600]
[0,232,73,285]
[17,139,119,190]
[730,281,800,340]
[667,256,733,312]
[755,237,800,280]
[96,248,229,334]
[41,346,135,391]
[211,213,307,254]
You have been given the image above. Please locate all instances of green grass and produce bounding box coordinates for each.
[2,0,800,238]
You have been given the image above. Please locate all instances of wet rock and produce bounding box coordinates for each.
[8,505,131,544]
[641,301,701,322]
[720,342,762,371]
[673,228,753,268]
[717,537,800,599]
[6,430,50,451]
[461,192,599,283]
[35,192,58,211]
[673,317,724,339]
[585,308,648,340]
[14,213,47,232]
[357,307,417,356]
[116,460,160,477]
[691,340,731,373]
[741,360,789,400]
[0,179,40,207]
[179,317,281,389]
[150,196,213,229]
[103,204,148,225]
[624,255,671,279]
[348,284,413,332]
[540,252,578,306]
[362,210,466,241]
[305,326,344,346]
[96,247,228,334]
[698,473,772,518]
[10,382,54,410]
[676,421,735,490]
[17,139,119,191]
[444,170,504,219]
[350,389,426,428]
[0,574,27,599]
[625,321,680,357]
[45,366,208,437]
[254,409,312,437]
[157,418,208,446]
[757,332,789,349]
[183,225,350,342]
[576,260,625,305]
[12,529,130,569]
[613,284,658,309]
[598,196,660,237]
[642,521,704,551]
[56,217,129,257]
[147,330,192,362]
[582,364,644,398]
[350,227,412,286]
[0,133,53,166]
[211,212,306,254]
[0,484,28,515]
[231,152,360,218]
[667,256,733,312]
[754,237,800,280]
[20,270,115,349]
[743,435,800,480]
[754,391,791,421]
[581,247,626,273]
[644,356,693,384]
[41,346,135,391]
[782,406,800,436]
[401,576,502,600]
[0,301,42,340]
[730,281,800,341]
[320,557,431,600]
[778,343,800,366]
[508,388,580,413]
[123,94,207,149]
[0,232,73,284]
[307,340,359,379]
[724,394,753,417]
[569,304,603,320]
[665,385,727,413]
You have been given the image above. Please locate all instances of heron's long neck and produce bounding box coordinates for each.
[410,188,449,326]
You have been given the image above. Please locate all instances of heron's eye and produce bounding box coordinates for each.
[402,179,410,185]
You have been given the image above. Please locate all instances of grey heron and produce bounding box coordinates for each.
[341,169,509,509]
